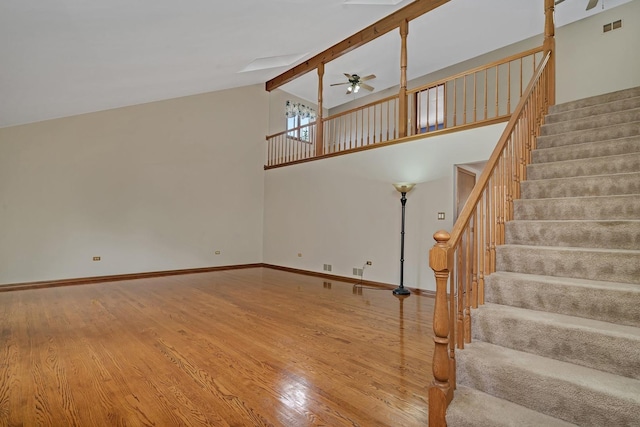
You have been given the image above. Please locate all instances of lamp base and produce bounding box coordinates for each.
[392,286,411,296]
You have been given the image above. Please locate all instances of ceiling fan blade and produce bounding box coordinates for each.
[586,0,598,10]
[360,74,376,81]
[344,73,354,79]
[330,82,350,86]
[554,0,565,5]
[360,83,375,92]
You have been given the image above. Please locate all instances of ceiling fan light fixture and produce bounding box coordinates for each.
[354,84,360,93]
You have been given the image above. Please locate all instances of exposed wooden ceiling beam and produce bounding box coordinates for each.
[265,0,451,92]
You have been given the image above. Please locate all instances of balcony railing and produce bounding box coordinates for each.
[265,47,544,169]
[265,122,317,167]
[323,95,400,154]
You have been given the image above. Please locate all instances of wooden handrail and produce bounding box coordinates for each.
[427,50,552,426]
[266,121,317,140]
[449,52,550,248]
[407,46,544,96]
[324,95,400,121]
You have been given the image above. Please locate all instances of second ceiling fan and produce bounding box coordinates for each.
[555,0,600,10]
[330,73,376,95]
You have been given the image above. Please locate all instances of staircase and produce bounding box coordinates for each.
[445,86,640,426]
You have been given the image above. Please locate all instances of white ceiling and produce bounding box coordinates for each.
[0,0,632,127]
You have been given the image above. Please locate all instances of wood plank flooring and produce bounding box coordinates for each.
[0,267,435,426]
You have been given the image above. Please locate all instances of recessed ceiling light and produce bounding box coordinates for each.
[343,0,404,4]
[239,53,308,73]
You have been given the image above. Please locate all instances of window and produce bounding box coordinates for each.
[285,101,316,143]
[416,84,445,133]
[287,115,311,142]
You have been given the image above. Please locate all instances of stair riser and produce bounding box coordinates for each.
[520,172,640,199]
[549,86,640,114]
[532,136,640,163]
[505,221,640,250]
[446,387,576,427]
[484,274,640,327]
[527,153,640,180]
[545,97,640,124]
[541,109,640,136]
[513,195,640,220]
[457,349,640,426]
[536,122,640,149]
[496,246,640,284]
[472,308,640,379]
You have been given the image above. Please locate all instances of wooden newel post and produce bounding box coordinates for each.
[398,19,409,138]
[316,63,325,156]
[543,0,556,106]
[429,230,453,427]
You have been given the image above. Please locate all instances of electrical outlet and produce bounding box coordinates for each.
[366,261,372,266]
[438,212,446,220]
[215,250,221,255]
[353,268,358,275]
[357,268,363,277]
[92,256,101,261]
[327,264,332,272]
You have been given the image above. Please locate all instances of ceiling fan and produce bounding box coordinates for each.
[555,0,600,10]
[330,73,376,94]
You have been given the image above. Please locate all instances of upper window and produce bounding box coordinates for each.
[417,84,445,132]
[285,101,316,142]
[287,115,311,142]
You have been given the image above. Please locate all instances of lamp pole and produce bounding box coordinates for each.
[393,183,415,296]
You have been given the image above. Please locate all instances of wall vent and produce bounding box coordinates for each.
[603,19,622,33]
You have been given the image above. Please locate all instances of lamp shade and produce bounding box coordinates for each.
[393,183,415,193]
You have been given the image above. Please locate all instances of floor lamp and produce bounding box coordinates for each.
[392,183,415,296]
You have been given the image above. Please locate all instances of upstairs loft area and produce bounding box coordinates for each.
[265,46,545,168]
[263,0,557,170]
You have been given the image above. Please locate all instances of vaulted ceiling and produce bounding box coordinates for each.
[0,0,631,127]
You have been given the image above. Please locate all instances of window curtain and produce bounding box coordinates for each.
[285,100,316,120]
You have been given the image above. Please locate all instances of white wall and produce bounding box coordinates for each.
[0,85,267,285]
[556,0,640,103]
[263,124,505,291]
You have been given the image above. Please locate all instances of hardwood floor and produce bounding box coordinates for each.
[0,267,435,426]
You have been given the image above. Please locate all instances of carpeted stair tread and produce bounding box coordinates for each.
[456,341,640,426]
[545,96,640,124]
[473,303,640,379]
[540,108,640,136]
[536,121,640,149]
[527,152,640,180]
[532,135,640,164]
[446,386,577,427]
[520,171,640,199]
[513,194,640,220]
[549,86,640,114]
[505,219,640,249]
[447,87,640,425]
[484,271,640,327]
[496,244,640,284]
